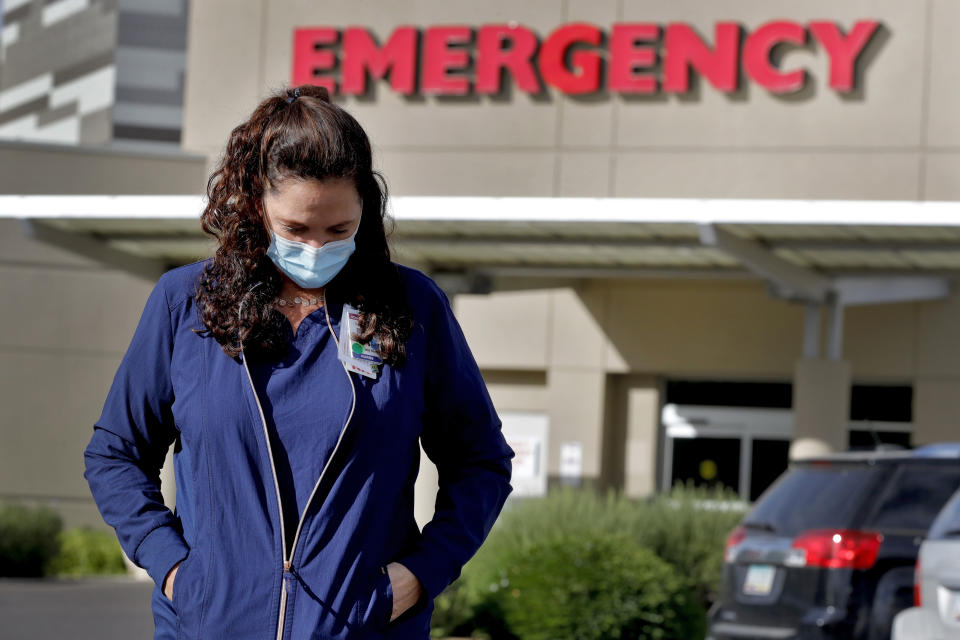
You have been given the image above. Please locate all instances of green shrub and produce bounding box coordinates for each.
[47,527,127,576]
[481,531,704,640]
[431,578,508,640]
[633,482,746,606]
[0,502,63,577]
[461,484,744,607]
[433,484,746,639]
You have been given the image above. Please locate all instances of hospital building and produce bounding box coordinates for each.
[1,0,959,533]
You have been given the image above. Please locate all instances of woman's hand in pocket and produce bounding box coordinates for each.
[386,562,424,622]
[163,560,183,602]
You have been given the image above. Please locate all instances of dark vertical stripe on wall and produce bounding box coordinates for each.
[112,124,181,143]
[112,1,189,147]
[117,12,187,49]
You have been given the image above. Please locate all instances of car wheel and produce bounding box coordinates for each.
[867,567,916,640]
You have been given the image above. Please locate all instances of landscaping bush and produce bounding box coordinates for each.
[0,502,63,577]
[481,531,704,640]
[432,483,746,639]
[47,526,127,576]
[633,482,746,606]
[431,578,509,640]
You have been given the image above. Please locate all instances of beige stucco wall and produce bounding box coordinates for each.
[0,218,158,528]
[457,279,943,381]
[0,145,206,529]
[0,141,207,195]
[457,279,960,487]
[183,0,957,201]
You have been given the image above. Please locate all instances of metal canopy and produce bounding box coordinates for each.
[4,196,960,286]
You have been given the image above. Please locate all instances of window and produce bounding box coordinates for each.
[928,490,960,540]
[868,466,960,532]
[750,439,791,502]
[746,465,883,537]
[670,437,741,494]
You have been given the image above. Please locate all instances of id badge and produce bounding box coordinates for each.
[337,304,381,379]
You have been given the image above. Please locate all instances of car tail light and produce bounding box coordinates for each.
[788,529,883,570]
[913,556,922,607]
[725,525,747,563]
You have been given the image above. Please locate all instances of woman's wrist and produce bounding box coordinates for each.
[162,560,182,601]
[386,561,425,621]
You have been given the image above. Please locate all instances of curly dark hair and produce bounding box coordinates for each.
[193,83,412,365]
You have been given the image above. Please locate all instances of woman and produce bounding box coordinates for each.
[82,84,515,640]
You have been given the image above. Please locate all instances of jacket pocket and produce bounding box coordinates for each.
[357,564,394,632]
[172,545,207,639]
[171,548,194,616]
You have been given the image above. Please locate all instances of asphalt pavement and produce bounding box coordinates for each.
[0,577,155,639]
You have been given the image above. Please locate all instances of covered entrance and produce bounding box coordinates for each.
[3,193,958,498]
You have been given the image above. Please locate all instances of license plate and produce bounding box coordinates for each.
[743,564,776,596]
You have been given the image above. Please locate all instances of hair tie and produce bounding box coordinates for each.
[285,87,301,104]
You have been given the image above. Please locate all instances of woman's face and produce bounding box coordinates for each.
[259,176,363,249]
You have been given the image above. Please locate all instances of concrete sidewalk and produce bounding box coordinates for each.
[0,577,155,639]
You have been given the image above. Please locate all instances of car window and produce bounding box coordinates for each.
[867,466,960,532]
[745,464,882,537]
[927,489,960,539]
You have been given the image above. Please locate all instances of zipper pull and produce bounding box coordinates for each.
[282,561,294,595]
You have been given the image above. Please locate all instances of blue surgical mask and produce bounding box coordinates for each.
[265,224,358,289]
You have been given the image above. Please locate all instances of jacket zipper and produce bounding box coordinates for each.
[239,293,357,640]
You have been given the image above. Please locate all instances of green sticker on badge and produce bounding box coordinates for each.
[351,341,364,355]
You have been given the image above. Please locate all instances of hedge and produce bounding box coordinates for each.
[0,502,63,577]
[431,483,746,639]
[0,501,126,577]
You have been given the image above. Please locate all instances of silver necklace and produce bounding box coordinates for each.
[273,293,324,307]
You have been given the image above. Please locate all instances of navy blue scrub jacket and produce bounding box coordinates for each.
[82,258,515,639]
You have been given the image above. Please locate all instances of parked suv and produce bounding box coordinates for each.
[707,444,960,640]
[892,485,960,639]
